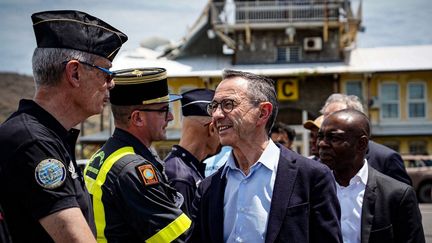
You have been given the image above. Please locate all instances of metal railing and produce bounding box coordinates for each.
[211,1,343,25]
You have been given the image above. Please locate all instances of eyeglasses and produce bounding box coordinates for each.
[206,99,238,116]
[62,60,114,83]
[137,106,171,121]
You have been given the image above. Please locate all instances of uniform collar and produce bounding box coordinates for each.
[111,128,154,158]
[16,99,71,138]
[16,99,80,150]
[170,145,205,177]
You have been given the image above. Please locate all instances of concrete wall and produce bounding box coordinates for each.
[234,28,342,64]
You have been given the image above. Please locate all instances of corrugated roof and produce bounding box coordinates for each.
[112,45,432,77]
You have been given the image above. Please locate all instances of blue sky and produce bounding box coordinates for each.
[0,0,431,75]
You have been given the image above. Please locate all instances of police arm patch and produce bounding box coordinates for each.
[34,158,66,189]
[136,164,159,186]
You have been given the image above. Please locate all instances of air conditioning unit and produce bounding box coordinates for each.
[369,96,381,109]
[303,37,322,51]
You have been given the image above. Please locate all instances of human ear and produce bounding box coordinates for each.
[358,135,369,152]
[64,60,80,88]
[208,122,216,137]
[130,110,145,127]
[257,102,272,125]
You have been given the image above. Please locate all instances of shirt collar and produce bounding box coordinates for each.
[356,159,369,185]
[221,139,279,178]
[342,159,368,186]
[16,99,70,138]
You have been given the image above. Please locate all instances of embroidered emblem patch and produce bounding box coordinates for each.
[34,158,66,189]
[137,164,159,186]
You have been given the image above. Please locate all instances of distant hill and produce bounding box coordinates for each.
[0,72,34,123]
[0,72,108,129]
[0,72,111,159]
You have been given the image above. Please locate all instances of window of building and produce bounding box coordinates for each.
[380,83,399,119]
[409,141,427,155]
[277,46,300,63]
[407,82,426,118]
[345,81,363,101]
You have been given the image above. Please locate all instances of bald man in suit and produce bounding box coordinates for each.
[318,109,424,243]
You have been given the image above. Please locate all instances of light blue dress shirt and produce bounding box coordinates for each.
[203,146,232,177]
[221,140,280,243]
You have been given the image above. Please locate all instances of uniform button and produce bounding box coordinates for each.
[182,153,186,157]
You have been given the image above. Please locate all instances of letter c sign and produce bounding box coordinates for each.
[277,79,298,101]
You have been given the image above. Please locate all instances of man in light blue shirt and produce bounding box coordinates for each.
[189,69,342,243]
[223,140,279,241]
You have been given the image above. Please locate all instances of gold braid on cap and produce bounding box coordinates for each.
[114,69,167,85]
[141,95,171,105]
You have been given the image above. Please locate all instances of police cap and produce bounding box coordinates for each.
[32,10,128,61]
[181,89,215,117]
[110,68,181,106]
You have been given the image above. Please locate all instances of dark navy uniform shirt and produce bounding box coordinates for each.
[164,145,205,216]
[84,128,190,242]
[0,99,95,243]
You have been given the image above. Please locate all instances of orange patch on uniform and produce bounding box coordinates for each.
[137,164,159,186]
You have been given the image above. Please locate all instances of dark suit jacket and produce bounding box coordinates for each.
[189,146,342,243]
[366,141,412,185]
[361,165,424,243]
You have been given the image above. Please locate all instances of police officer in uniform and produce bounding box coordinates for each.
[0,10,127,242]
[84,68,191,242]
[164,89,220,216]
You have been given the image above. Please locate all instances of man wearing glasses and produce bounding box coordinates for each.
[0,10,127,243]
[84,68,191,242]
[189,70,342,243]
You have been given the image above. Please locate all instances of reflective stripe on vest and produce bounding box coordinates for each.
[84,146,135,243]
[145,213,191,243]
